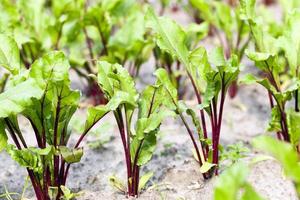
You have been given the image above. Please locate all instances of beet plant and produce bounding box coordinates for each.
[240,0,300,149]
[0,35,109,199]
[95,61,173,197]
[147,8,240,177]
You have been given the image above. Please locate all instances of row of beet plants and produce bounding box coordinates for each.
[0,0,300,199]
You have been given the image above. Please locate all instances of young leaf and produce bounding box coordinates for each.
[241,183,265,200]
[138,171,154,191]
[6,145,40,171]
[146,7,189,67]
[60,186,77,200]
[109,175,126,193]
[200,162,216,173]
[0,34,21,75]
[58,146,83,164]
[97,61,138,101]
[209,47,226,68]
[84,105,109,131]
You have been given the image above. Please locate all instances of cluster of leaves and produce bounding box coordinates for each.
[240,0,300,148]
[188,0,251,60]
[0,0,153,104]
[186,0,252,98]
[0,35,109,200]
[94,61,175,196]
[146,7,240,177]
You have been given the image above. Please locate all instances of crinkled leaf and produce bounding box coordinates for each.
[136,110,175,140]
[6,145,40,171]
[97,61,114,97]
[138,85,160,118]
[58,146,83,164]
[0,79,44,118]
[97,61,138,101]
[138,171,154,191]
[29,51,71,88]
[106,91,137,110]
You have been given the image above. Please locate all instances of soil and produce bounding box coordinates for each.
[0,2,299,200]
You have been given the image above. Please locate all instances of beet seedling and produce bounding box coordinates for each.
[240,0,300,149]
[147,8,240,177]
[0,36,108,199]
[95,61,174,197]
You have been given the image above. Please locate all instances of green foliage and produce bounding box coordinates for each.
[241,0,300,144]
[148,7,240,176]
[96,61,174,195]
[214,162,264,200]
[253,136,300,196]
[221,142,250,165]
[189,0,251,59]
[0,35,107,199]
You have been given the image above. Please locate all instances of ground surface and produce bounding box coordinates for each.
[0,3,299,200]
